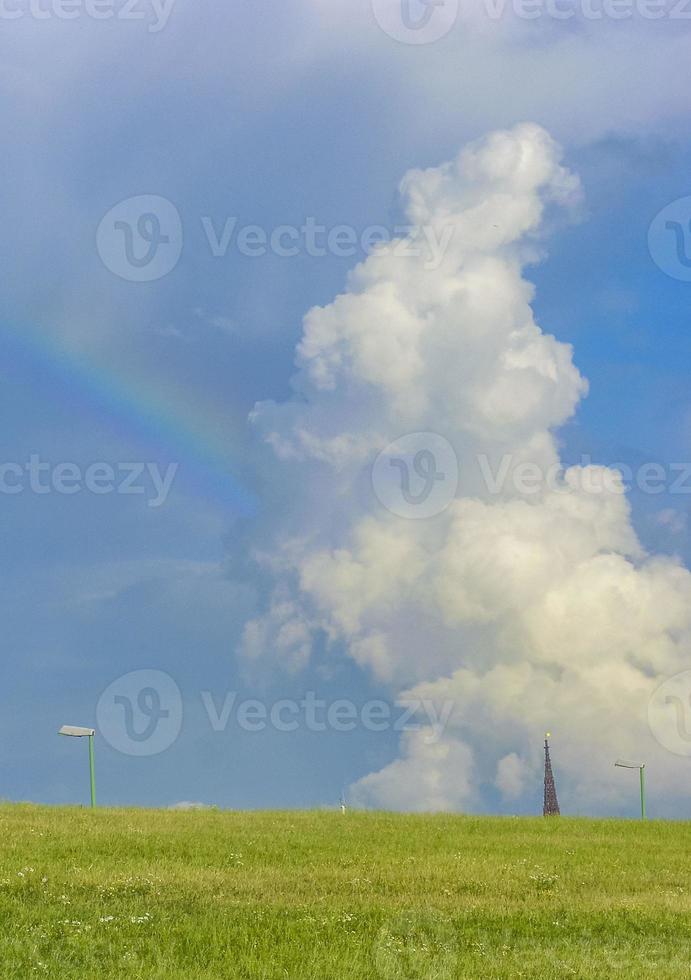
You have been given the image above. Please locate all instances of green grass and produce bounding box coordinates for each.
[1,805,690,978]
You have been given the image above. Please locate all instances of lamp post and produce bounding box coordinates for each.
[614,759,646,819]
[59,726,96,808]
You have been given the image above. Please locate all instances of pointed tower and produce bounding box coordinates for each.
[543,732,560,816]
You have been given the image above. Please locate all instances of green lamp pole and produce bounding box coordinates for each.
[88,733,96,808]
[59,726,96,808]
[615,759,646,820]
[639,765,646,821]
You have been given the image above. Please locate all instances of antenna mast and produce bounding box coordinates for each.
[543,732,560,816]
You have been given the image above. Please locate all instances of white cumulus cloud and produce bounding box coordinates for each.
[245,123,691,815]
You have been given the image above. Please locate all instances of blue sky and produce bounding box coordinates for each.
[1,1,691,816]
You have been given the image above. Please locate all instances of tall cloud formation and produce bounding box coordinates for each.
[246,123,691,815]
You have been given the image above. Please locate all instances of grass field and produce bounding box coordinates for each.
[1,805,690,978]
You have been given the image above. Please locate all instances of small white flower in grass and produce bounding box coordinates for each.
[130,913,153,924]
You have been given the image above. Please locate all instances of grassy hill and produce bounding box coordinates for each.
[1,804,690,978]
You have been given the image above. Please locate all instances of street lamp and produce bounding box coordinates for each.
[614,759,646,819]
[59,726,96,808]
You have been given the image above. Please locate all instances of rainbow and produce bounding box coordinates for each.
[2,322,257,516]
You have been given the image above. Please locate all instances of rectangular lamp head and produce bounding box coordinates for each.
[615,758,644,769]
[59,725,95,737]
